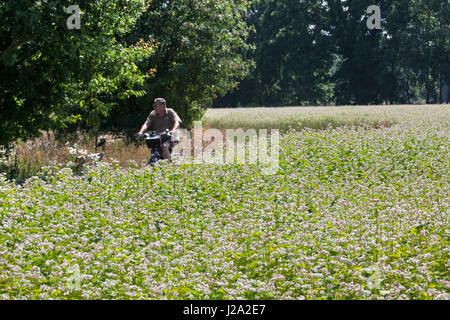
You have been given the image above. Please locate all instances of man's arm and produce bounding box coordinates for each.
[138,115,152,135]
[170,120,180,133]
[138,123,149,135]
[169,109,182,133]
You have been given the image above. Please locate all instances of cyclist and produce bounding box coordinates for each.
[138,98,182,160]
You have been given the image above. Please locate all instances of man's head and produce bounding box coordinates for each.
[153,98,166,116]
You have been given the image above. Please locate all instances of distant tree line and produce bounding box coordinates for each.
[214,0,450,107]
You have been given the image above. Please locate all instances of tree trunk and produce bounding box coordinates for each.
[439,71,443,104]
[390,61,396,104]
[94,131,98,152]
[447,82,450,104]
[406,75,411,104]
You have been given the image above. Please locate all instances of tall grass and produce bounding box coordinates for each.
[0,131,150,183]
[203,105,449,130]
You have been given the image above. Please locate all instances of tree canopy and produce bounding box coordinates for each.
[0,0,253,146]
[215,0,450,107]
[106,0,253,133]
[1,0,448,147]
[0,0,152,147]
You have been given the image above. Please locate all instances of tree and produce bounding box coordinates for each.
[0,0,152,148]
[217,0,449,107]
[110,0,253,131]
[327,0,386,105]
[409,0,449,103]
[258,0,334,106]
[215,0,334,107]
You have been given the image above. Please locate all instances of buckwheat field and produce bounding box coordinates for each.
[0,105,449,300]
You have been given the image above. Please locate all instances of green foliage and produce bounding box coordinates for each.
[0,0,152,147]
[330,0,450,105]
[215,0,450,107]
[109,0,253,131]
[215,0,335,107]
[254,0,334,106]
[2,0,448,146]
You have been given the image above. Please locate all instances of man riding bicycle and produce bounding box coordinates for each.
[138,98,182,160]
